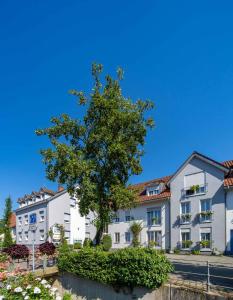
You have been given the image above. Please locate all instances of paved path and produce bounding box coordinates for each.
[166,254,233,290]
[166,253,233,266]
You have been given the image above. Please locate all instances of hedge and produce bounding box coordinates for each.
[58,247,173,289]
[3,244,29,259]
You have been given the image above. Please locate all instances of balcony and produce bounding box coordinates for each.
[181,184,207,198]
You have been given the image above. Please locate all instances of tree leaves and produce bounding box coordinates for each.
[36,63,154,243]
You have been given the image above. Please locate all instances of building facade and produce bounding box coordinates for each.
[15,151,233,254]
[87,152,233,254]
[15,187,86,246]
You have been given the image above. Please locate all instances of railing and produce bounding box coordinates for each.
[181,184,208,198]
[169,257,233,292]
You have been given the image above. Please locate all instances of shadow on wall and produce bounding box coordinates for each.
[53,272,168,300]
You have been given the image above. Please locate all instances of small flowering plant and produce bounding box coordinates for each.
[0,273,62,299]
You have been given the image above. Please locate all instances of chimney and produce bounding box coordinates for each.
[58,185,65,192]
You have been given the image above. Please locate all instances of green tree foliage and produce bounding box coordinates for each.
[130,221,143,247]
[101,234,112,251]
[58,247,173,289]
[36,64,154,244]
[3,197,13,248]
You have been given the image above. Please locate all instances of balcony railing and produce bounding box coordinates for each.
[181,184,208,198]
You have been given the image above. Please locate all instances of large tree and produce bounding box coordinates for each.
[3,196,13,248]
[36,64,154,244]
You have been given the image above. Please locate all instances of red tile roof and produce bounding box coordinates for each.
[224,177,233,187]
[130,175,172,203]
[222,160,233,169]
[9,213,16,228]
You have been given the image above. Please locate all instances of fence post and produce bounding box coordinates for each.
[207,261,210,292]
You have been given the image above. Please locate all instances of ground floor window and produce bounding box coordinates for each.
[181,230,191,249]
[147,230,161,246]
[200,231,211,249]
[115,232,120,243]
[40,230,45,241]
[125,232,131,243]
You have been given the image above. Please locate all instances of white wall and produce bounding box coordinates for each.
[226,189,233,252]
[70,201,86,244]
[108,199,170,249]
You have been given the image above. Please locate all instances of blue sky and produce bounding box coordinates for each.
[1,1,233,216]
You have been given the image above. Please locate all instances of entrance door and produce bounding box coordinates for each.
[231,230,233,254]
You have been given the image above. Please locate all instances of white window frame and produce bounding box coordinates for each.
[180,201,191,224]
[24,231,28,241]
[39,210,45,222]
[24,215,28,225]
[147,208,161,226]
[18,217,22,226]
[125,232,131,243]
[180,229,191,250]
[40,230,45,241]
[199,228,212,250]
[115,232,120,244]
[147,230,162,247]
[200,199,212,223]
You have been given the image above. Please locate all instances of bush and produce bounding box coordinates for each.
[74,242,82,249]
[0,273,62,299]
[191,250,200,255]
[0,252,8,263]
[83,238,93,248]
[3,244,29,259]
[173,248,180,254]
[39,242,56,256]
[101,235,112,251]
[58,247,173,289]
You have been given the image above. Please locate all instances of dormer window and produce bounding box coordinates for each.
[147,185,160,196]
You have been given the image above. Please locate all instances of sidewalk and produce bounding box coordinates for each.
[166,253,233,266]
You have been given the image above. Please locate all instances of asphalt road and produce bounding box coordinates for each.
[171,260,233,290]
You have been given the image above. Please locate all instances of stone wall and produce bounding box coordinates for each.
[53,272,232,300]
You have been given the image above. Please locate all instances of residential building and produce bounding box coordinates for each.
[15,187,86,246]
[87,151,233,254]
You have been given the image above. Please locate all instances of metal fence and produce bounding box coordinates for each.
[170,258,233,292]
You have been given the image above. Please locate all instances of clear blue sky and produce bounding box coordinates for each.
[1,1,233,216]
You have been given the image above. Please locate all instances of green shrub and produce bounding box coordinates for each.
[83,238,93,248]
[63,292,72,300]
[74,242,82,249]
[173,248,180,254]
[101,235,112,251]
[0,252,8,262]
[191,250,200,255]
[58,247,173,289]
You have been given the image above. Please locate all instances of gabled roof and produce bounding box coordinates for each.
[130,175,172,203]
[167,151,229,185]
[222,160,233,169]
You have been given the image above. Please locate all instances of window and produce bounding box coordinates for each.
[39,211,45,222]
[18,217,22,226]
[125,210,133,222]
[85,232,90,239]
[125,232,131,243]
[147,208,161,226]
[147,231,161,246]
[147,185,160,196]
[181,230,191,249]
[200,232,211,249]
[29,213,37,224]
[200,199,212,222]
[112,213,120,223]
[40,230,45,241]
[65,231,70,240]
[18,233,22,242]
[180,202,191,223]
[64,213,70,223]
[115,232,120,243]
[24,231,28,241]
[184,172,206,197]
[85,217,90,226]
[70,197,76,207]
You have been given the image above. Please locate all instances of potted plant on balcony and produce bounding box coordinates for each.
[148,241,158,248]
[182,240,193,249]
[200,240,211,249]
[181,213,191,223]
[152,217,159,225]
[190,185,200,193]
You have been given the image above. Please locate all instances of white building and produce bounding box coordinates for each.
[15,187,86,246]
